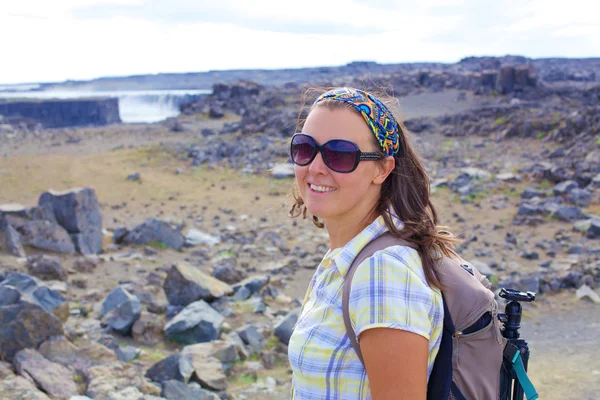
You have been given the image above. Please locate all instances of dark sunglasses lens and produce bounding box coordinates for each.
[291,136,316,165]
[323,140,359,172]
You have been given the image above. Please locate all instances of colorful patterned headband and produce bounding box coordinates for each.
[313,87,400,156]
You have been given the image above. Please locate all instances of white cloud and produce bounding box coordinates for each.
[4,0,143,18]
[0,0,598,84]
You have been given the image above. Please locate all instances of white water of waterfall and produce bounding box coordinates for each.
[0,89,210,123]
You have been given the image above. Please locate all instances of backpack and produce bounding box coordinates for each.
[342,233,529,400]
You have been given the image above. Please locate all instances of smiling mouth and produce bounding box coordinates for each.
[309,183,336,193]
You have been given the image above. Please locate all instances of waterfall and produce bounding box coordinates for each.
[0,89,210,124]
[117,93,206,123]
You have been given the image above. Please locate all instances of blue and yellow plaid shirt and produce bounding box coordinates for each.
[288,215,444,399]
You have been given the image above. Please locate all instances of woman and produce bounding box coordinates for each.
[287,87,458,400]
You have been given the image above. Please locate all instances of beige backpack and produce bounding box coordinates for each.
[342,233,507,400]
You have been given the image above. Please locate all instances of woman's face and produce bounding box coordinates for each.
[294,106,388,225]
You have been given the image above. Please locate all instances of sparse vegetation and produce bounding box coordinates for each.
[493,116,507,126]
[230,373,258,386]
[537,180,552,189]
[264,335,281,351]
[147,241,168,249]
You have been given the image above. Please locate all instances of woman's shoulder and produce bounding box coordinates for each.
[357,243,440,295]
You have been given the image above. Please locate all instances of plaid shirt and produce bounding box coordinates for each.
[288,215,444,399]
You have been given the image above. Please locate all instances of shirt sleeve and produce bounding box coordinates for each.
[348,245,440,341]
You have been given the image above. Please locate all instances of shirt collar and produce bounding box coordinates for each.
[326,212,404,279]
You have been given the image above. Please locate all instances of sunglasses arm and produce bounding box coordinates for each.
[359,152,385,161]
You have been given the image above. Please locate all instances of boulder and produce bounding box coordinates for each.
[521,187,545,199]
[567,188,593,207]
[145,353,195,384]
[232,275,270,298]
[470,260,494,278]
[496,65,515,94]
[131,312,166,345]
[236,324,264,351]
[38,188,103,255]
[186,355,226,391]
[518,276,540,293]
[182,340,238,364]
[1,274,64,317]
[106,387,148,400]
[0,203,29,220]
[517,202,545,216]
[553,180,578,196]
[551,206,585,222]
[164,300,225,344]
[587,218,600,239]
[274,308,300,345]
[161,380,220,400]
[26,255,67,281]
[100,287,142,335]
[19,220,76,254]
[271,163,295,179]
[221,331,250,361]
[576,285,600,304]
[112,227,129,244]
[163,263,233,306]
[0,361,52,400]
[39,336,118,371]
[181,342,231,390]
[461,167,492,181]
[85,362,146,400]
[185,229,220,247]
[495,173,520,183]
[13,348,78,399]
[122,218,184,250]
[0,285,21,306]
[0,302,64,362]
[114,344,140,362]
[211,257,247,285]
[1,224,26,257]
[29,285,70,321]
[74,256,99,272]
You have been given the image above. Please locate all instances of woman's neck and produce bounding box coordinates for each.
[325,207,379,250]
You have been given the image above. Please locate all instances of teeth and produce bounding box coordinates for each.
[310,184,336,193]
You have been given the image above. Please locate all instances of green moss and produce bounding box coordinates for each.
[537,180,552,189]
[489,275,499,288]
[73,371,85,383]
[217,248,237,258]
[141,350,168,363]
[501,187,520,197]
[264,336,280,351]
[230,373,257,386]
[493,117,507,126]
[147,241,168,249]
[596,137,600,146]
[536,132,545,139]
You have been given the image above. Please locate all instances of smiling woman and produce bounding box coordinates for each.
[287,87,459,400]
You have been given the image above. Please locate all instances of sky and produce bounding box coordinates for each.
[1,0,599,84]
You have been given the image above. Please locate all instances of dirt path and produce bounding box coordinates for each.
[522,296,600,400]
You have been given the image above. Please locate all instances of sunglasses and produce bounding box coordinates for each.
[290,133,384,173]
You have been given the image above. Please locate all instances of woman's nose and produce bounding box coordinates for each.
[308,151,329,175]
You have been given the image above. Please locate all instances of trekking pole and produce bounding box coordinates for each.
[498,288,539,400]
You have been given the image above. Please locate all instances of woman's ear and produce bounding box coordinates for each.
[372,156,395,185]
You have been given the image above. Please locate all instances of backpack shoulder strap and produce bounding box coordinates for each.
[342,232,415,366]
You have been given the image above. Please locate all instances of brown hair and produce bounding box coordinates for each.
[289,87,460,289]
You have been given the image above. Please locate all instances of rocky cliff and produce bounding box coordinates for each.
[0,97,121,128]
